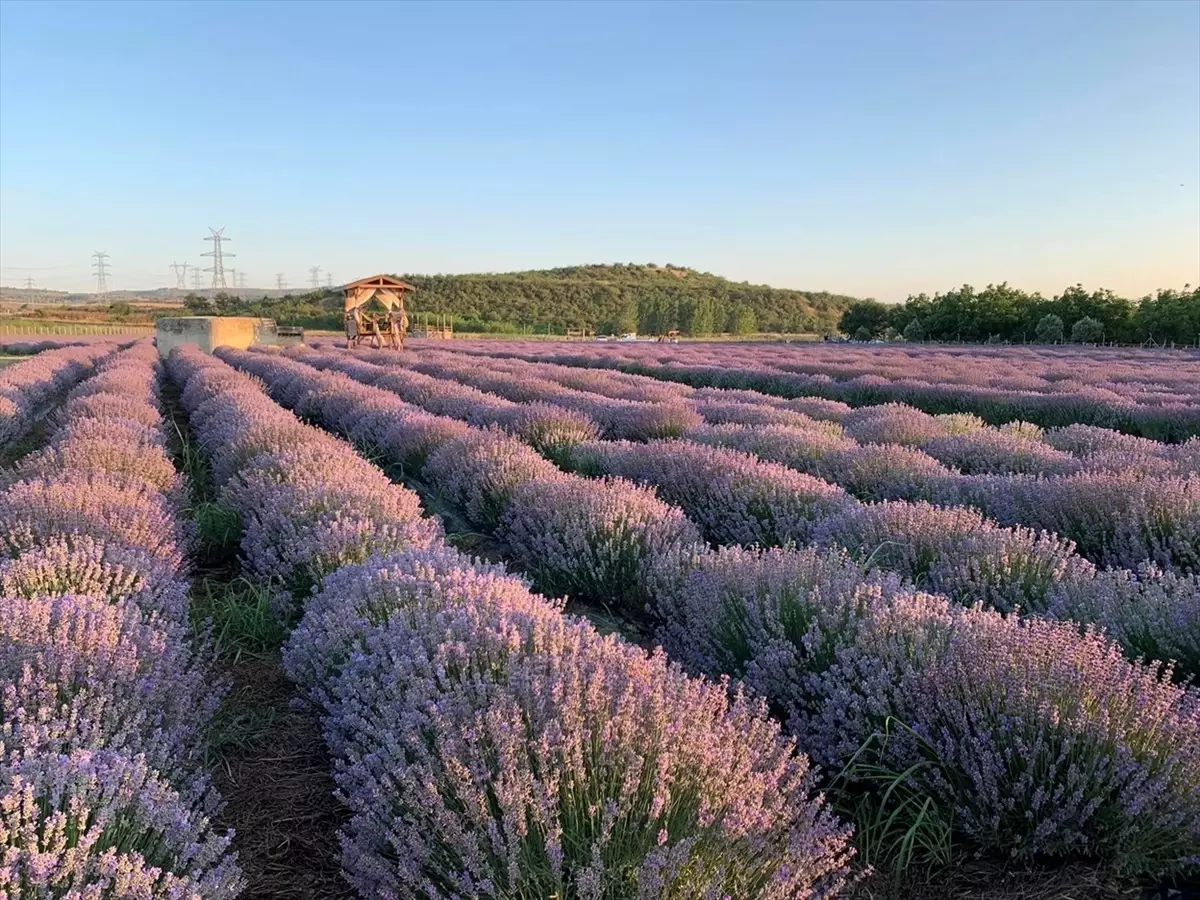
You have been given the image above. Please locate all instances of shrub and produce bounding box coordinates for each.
[317,562,853,898]
[0,534,188,624]
[1035,313,1064,343]
[1071,316,1105,344]
[1,749,243,898]
[816,500,1093,613]
[0,592,219,793]
[422,428,565,531]
[807,600,1200,876]
[569,440,852,548]
[499,475,704,615]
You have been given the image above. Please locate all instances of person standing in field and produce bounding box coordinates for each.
[345,307,364,349]
[390,306,408,351]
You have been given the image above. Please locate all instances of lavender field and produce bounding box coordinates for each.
[2,337,1197,900]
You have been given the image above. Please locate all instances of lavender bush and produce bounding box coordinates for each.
[569,439,853,548]
[0,343,112,448]
[805,599,1200,875]
[0,535,189,624]
[500,475,705,614]
[423,428,566,530]
[0,592,218,797]
[815,500,1094,613]
[310,559,853,898]
[0,749,243,898]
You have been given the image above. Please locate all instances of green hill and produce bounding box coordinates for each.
[182,263,861,336]
[399,263,859,335]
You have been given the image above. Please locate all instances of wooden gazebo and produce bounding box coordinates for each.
[341,274,415,349]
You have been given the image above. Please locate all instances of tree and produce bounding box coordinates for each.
[1035,313,1064,343]
[838,300,890,339]
[183,293,210,313]
[1135,287,1200,346]
[1071,316,1104,344]
[854,326,872,342]
[690,298,715,336]
[729,304,757,335]
[604,300,638,335]
[903,317,925,342]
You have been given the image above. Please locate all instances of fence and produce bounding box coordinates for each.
[0,321,157,337]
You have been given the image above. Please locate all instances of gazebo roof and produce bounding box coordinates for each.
[340,274,416,293]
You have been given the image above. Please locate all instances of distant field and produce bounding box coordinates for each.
[0,356,22,368]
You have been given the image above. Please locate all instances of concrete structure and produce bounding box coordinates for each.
[275,325,305,347]
[155,316,278,359]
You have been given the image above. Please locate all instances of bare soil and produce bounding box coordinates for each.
[210,653,352,900]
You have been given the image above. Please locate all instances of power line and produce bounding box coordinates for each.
[309,266,321,289]
[276,273,287,291]
[91,252,110,294]
[202,227,234,289]
[170,261,189,290]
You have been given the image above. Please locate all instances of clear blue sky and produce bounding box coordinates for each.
[1,0,1197,300]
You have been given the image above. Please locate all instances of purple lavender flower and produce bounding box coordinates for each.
[312,561,852,898]
[806,599,1200,875]
[568,439,853,548]
[422,428,567,530]
[500,475,705,614]
[0,749,244,898]
[0,535,189,624]
[0,592,220,798]
[815,500,1094,613]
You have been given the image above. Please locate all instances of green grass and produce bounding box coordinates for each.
[191,577,287,662]
[194,500,243,563]
[830,718,955,881]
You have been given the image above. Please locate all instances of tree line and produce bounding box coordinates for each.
[182,264,859,336]
[838,284,1200,346]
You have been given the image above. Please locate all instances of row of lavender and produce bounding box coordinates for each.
[360,346,1200,575]
[221,347,1200,878]
[285,346,1200,640]
[442,339,1200,440]
[171,346,854,898]
[0,341,242,896]
[405,346,1198,477]
[0,341,115,448]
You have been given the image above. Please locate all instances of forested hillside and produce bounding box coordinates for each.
[184,264,860,335]
[402,264,859,334]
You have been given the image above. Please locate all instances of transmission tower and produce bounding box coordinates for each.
[308,266,321,289]
[235,271,247,290]
[91,252,110,294]
[190,267,203,290]
[276,273,287,291]
[170,261,189,289]
[202,227,234,289]
[325,272,333,288]
[24,277,34,290]
[228,268,237,293]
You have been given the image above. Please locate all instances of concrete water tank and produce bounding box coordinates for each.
[155,316,278,358]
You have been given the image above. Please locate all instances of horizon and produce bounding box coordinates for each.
[0,260,1194,306]
[1,0,1197,300]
